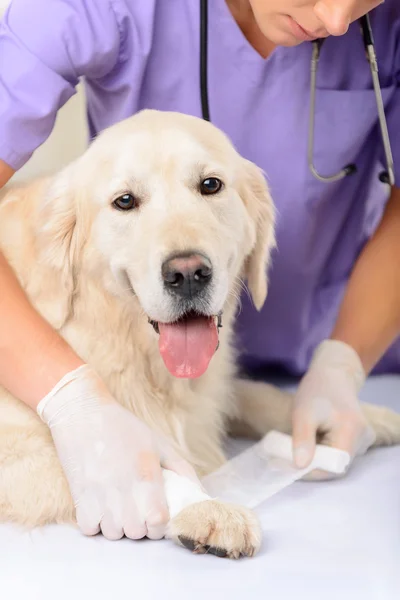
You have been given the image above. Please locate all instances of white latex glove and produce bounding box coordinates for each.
[37,364,199,540]
[292,340,376,479]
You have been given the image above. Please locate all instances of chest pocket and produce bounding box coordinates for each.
[303,85,395,300]
[304,84,396,243]
[308,85,396,184]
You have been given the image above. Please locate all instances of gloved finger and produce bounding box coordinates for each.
[326,420,375,458]
[292,411,317,469]
[355,424,376,456]
[100,509,124,541]
[300,421,371,481]
[137,481,169,540]
[122,497,147,540]
[297,425,344,480]
[134,452,169,540]
[100,489,124,540]
[295,424,352,481]
[75,489,102,536]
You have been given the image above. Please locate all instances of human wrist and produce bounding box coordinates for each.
[311,339,365,392]
[0,328,85,411]
[37,364,114,425]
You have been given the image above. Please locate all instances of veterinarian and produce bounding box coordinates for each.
[0,0,399,539]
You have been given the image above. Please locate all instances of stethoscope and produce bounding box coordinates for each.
[199,0,395,186]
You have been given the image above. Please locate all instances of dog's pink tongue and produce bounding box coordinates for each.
[158,317,218,379]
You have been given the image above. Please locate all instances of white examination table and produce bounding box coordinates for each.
[1,376,399,600]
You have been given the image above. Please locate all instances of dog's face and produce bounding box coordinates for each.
[40,111,275,378]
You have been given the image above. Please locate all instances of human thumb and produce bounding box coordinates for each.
[292,414,317,469]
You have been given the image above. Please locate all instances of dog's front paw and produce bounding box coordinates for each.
[167,499,261,559]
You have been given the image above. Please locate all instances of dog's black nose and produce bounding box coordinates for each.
[162,253,212,298]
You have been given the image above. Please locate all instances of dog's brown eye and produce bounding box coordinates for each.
[113,193,137,211]
[200,177,223,195]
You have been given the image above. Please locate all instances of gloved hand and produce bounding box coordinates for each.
[292,340,376,479]
[37,364,199,540]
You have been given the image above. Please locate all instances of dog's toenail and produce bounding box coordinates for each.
[205,545,228,558]
[178,536,196,551]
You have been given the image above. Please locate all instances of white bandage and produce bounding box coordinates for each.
[162,469,212,519]
[201,431,350,509]
[262,431,350,474]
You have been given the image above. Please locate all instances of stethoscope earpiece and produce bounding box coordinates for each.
[343,164,357,177]
[379,171,391,185]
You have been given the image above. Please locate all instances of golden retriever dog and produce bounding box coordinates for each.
[0,110,399,559]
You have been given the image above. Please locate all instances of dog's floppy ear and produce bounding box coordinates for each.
[30,165,87,329]
[240,159,276,310]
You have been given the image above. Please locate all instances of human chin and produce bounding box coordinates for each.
[255,16,308,47]
[265,27,305,47]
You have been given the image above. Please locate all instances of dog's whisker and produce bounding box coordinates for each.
[234,276,251,301]
[229,290,243,315]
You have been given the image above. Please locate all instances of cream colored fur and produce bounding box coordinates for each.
[0,110,399,559]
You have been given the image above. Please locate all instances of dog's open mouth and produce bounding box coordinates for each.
[149,312,222,379]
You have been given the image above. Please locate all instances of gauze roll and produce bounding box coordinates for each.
[201,431,350,508]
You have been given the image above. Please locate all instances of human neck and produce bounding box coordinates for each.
[225,0,277,59]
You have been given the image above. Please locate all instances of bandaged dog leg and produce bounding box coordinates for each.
[162,469,212,519]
